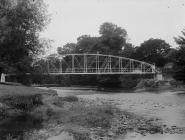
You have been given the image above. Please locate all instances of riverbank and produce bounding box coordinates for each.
[1,84,185,140]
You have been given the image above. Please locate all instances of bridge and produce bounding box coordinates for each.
[33,53,157,75]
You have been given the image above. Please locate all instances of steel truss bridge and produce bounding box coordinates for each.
[33,53,156,75]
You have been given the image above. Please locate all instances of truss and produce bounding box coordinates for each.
[33,54,157,75]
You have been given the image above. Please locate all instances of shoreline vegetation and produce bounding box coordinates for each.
[0,83,185,140]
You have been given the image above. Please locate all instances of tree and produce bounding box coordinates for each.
[133,38,171,67]
[173,29,185,83]
[121,43,135,58]
[76,35,100,53]
[174,29,185,46]
[57,43,78,54]
[165,48,178,63]
[99,22,128,55]
[57,22,129,56]
[0,0,49,74]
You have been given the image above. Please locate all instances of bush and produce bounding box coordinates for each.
[0,106,6,120]
[62,96,78,102]
[69,105,116,129]
[169,79,183,87]
[69,131,90,140]
[119,75,140,89]
[0,94,43,112]
[136,79,159,88]
[52,97,64,107]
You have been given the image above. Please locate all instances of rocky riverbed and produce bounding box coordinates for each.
[48,86,185,140]
[1,85,185,140]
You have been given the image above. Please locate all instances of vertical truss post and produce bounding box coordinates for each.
[152,64,156,73]
[84,54,85,73]
[130,60,133,72]
[47,59,49,73]
[109,56,112,72]
[96,55,99,73]
[119,58,123,73]
[119,58,121,73]
[141,63,143,72]
[72,55,74,73]
[59,58,62,73]
[105,57,108,72]
[84,54,87,73]
[120,58,123,73]
[143,64,145,73]
[130,60,131,72]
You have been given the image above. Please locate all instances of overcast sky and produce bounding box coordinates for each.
[41,0,185,53]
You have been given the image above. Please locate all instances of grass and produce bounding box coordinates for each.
[0,84,57,97]
[62,96,79,102]
[0,85,57,112]
[0,84,114,128]
[0,94,43,111]
[66,104,116,129]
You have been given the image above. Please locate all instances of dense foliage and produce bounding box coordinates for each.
[0,0,49,74]
[132,38,171,67]
[173,29,185,83]
[58,22,128,55]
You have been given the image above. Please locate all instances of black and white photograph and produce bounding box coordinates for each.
[0,0,185,139]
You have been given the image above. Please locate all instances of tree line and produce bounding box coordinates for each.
[56,22,185,84]
[0,0,185,86]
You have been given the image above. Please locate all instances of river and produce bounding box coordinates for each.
[1,86,185,140]
[50,86,185,140]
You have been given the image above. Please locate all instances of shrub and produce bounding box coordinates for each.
[52,97,64,107]
[62,96,78,102]
[0,106,6,119]
[69,131,90,140]
[69,105,116,129]
[169,79,183,87]
[136,79,159,88]
[0,94,43,112]
[119,75,140,89]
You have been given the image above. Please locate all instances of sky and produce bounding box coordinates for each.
[41,0,185,54]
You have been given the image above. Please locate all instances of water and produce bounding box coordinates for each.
[1,86,185,140]
[0,115,43,140]
[51,87,185,140]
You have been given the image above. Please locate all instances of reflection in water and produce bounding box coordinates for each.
[0,115,43,140]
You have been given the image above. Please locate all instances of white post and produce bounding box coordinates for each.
[1,73,5,83]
